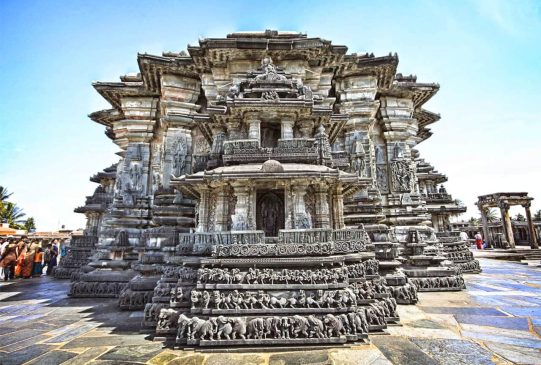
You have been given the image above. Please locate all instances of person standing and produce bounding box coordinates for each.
[0,237,10,278]
[21,244,36,279]
[43,244,51,275]
[46,242,58,275]
[32,247,43,277]
[459,231,469,242]
[0,240,18,280]
[474,232,483,250]
[14,241,27,278]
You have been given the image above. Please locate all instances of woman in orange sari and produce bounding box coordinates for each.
[22,244,36,279]
[14,241,27,278]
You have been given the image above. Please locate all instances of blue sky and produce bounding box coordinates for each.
[1,0,540,230]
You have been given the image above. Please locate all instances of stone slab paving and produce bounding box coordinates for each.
[0,258,539,365]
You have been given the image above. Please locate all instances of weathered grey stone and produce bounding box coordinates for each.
[63,30,476,349]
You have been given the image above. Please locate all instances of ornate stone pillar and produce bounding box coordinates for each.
[213,185,229,231]
[231,182,250,230]
[314,183,330,228]
[281,116,295,139]
[331,184,345,229]
[292,183,312,229]
[500,203,515,248]
[478,205,491,247]
[196,187,210,232]
[245,112,261,142]
[524,203,539,249]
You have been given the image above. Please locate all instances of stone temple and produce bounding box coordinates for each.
[56,30,479,347]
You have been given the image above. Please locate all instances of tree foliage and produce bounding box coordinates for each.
[534,210,541,222]
[514,213,526,222]
[0,186,34,230]
[484,208,499,223]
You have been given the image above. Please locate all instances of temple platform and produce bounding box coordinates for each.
[0,258,539,364]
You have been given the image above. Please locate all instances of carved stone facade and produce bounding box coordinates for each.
[68,30,476,347]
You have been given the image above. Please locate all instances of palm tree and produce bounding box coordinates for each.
[534,210,541,222]
[468,217,480,225]
[0,201,26,228]
[24,217,36,232]
[0,186,13,202]
[483,208,499,223]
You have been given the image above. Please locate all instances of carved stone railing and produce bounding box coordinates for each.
[178,231,265,254]
[331,151,349,169]
[278,228,333,244]
[215,230,265,245]
[71,235,98,247]
[180,228,370,257]
[222,138,318,165]
[422,193,453,203]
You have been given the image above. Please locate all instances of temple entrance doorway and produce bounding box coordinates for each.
[256,189,285,237]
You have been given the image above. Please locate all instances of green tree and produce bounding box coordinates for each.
[0,186,12,202]
[24,217,36,232]
[0,201,26,229]
[514,213,526,222]
[534,210,541,222]
[468,216,480,225]
[484,208,499,223]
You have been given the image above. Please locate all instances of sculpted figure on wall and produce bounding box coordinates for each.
[390,160,412,192]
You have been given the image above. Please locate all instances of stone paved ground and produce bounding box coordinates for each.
[0,258,539,365]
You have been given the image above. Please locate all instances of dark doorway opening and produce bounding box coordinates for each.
[256,189,285,237]
[260,122,281,148]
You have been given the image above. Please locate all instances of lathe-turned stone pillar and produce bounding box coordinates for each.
[245,113,261,141]
[292,183,312,229]
[332,184,345,229]
[281,116,295,139]
[214,185,230,231]
[499,203,515,248]
[231,182,250,230]
[524,202,539,249]
[196,187,210,232]
[314,183,331,228]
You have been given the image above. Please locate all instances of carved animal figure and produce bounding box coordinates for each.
[323,314,345,337]
[247,318,265,339]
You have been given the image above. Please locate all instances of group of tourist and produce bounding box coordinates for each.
[0,237,60,281]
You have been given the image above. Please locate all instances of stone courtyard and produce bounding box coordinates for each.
[0,258,539,365]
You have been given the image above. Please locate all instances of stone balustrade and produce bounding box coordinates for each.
[278,228,333,244]
[422,193,453,203]
[222,138,319,165]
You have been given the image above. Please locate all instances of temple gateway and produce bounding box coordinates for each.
[56,30,479,347]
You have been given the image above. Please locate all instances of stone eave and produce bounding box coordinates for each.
[137,53,199,93]
[414,108,441,128]
[336,54,398,88]
[188,35,347,70]
[426,205,467,214]
[418,127,433,142]
[93,81,158,110]
[393,82,439,108]
[172,163,362,187]
[417,172,447,183]
[88,109,123,128]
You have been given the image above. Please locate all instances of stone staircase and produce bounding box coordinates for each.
[519,249,541,267]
